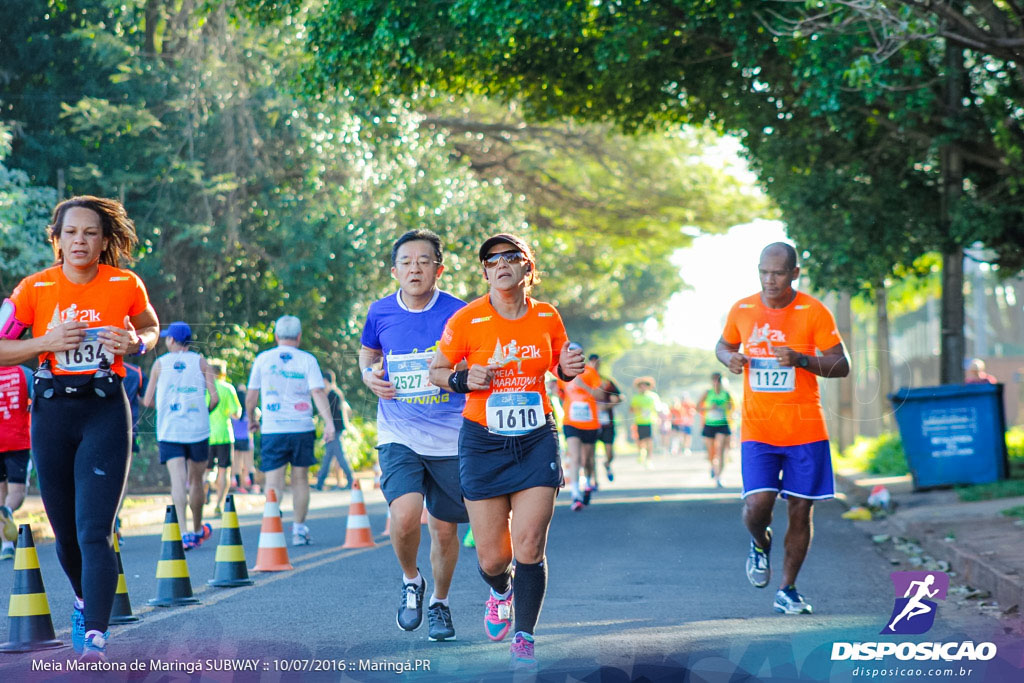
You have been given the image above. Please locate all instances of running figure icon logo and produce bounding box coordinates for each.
[881,571,949,635]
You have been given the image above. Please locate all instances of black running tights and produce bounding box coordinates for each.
[31,390,131,633]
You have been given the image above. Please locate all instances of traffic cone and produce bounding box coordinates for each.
[0,525,62,653]
[148,505,200,607]
[209,495,254,587]
[383,506,391,538]
[252,489,293,571]
[463,527,475,548]
[109,533,139,624]
[341,481,375,549]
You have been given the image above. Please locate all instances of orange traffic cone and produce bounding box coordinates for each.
[148,505,200,607]
[252,489,293,571]
[109,534,139,624]
[209,495,254,587]
[383,506,391,538]
[341,481,375,548]
[0,525,62,652]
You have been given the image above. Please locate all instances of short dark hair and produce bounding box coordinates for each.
[391,230,443,266]
[324,369,337,384]
[761,242,798,270]
[49,196,139,267]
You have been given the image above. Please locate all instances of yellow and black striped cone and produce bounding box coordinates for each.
[147,505,200,607]
[0,525,63,653]
[208,495,253,588]
[109,533,139,624]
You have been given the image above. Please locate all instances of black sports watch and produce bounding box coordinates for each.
[797,354,810,369]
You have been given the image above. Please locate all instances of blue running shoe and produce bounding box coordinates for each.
[71,606,85,653]
[746,527,772,588]
[774,586,813,614]
[80,631,109,663]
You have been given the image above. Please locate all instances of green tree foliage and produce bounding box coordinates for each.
[282,0,1024,277]
[0,125,55,293]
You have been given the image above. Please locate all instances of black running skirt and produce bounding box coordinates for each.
[458,416,563,501]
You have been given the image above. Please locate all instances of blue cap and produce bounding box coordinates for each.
[160,321,192,345]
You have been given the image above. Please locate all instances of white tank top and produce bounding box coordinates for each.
[155,350,210,443]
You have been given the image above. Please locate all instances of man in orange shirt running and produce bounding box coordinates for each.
[716,243,849,615]
[558,351,602,510]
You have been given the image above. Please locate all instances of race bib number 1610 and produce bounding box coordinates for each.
[486,391,543,436]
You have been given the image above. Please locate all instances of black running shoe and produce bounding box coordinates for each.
[427,602,456,641]
[397,574,426,631]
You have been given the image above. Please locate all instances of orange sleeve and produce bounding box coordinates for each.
[721,303,742,345]
[547,306,568,374]
[7,275,36,326]
[438,316,467,366]
[128,271,150,317]
[812,301,842,351]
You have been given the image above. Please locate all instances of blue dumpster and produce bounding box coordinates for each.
[889,383,1008,489]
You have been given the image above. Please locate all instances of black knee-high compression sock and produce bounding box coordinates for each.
[512,558,547,635]
[478,564,512,595]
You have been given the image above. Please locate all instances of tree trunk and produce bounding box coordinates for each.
[875,281,894,430]
[940,22,965,385]
[836,291,855,451]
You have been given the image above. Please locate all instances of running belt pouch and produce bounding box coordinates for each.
[35,371,122,398]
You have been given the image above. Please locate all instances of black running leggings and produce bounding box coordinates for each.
[31,388,131,634]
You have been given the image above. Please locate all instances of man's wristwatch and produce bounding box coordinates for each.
[797,354,809,369]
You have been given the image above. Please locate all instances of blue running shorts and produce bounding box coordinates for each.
[378,443,469,524]
[741,439,835,500]
[259,431,316,471]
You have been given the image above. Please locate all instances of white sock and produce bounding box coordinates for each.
[403,572,422,586]
[429,594,448,607]
[74,597,85,610]
[491,587,512,600]
[85,629,104,640]
[1,541,13,551]
[570,482,580,499]
[292,523,307,533]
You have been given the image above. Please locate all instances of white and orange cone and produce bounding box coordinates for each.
[251,489,293,572]
[342,481,375,549]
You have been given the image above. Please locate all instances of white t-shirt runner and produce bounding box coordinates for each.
[155,350,210,443]
[247,345,325,435]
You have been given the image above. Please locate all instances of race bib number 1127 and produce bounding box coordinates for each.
[749,357,795,392]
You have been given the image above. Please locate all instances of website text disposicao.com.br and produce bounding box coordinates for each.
[851,665,978,678]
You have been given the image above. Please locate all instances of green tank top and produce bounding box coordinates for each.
[704,388,730,426]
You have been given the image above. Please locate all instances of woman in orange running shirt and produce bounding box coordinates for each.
[0,196,159,661]
[430,233,584,671]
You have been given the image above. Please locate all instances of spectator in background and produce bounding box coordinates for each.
[231,382,258,494]
[965,358,998,384]
[314,369,354,491]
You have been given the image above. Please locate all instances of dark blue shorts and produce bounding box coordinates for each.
[0,449,30,484]
[158,440,209,465]
[259,431,316,472]
[702,424,731,438]
[378,443,468,524]
[563,425,599,445]
[741,439,835,500]
[597,423,615,444]
[458,416,563,501]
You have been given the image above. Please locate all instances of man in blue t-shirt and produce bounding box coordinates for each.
[359,229,468,643]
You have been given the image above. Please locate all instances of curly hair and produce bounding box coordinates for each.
[49,196,138,267]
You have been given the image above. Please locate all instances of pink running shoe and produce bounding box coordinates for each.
[484,590,514,641]
[509,631,537,671]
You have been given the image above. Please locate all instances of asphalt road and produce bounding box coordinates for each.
[0,448,1020,681]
